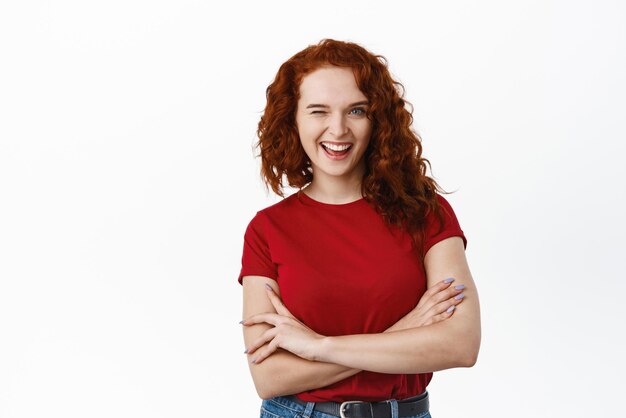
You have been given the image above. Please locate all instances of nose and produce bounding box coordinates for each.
[328,112,349,137]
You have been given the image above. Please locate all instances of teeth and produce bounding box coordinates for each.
[321,142,351,151]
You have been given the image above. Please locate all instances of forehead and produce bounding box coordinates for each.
[298,66,367,103]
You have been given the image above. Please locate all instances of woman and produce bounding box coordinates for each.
[238,39,481,418]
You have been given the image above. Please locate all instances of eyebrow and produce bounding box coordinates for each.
[305,100,369,109]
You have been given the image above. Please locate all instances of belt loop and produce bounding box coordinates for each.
[388,399,399,418]
[302,401,315,418]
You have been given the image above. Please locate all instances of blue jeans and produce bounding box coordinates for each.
[260,395,432,418]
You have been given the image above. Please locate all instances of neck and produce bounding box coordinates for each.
[303,178,364,204]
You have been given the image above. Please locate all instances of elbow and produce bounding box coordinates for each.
[251,375,278,400]
[461,349,479,367]
[459,338,481,368]
[253,380,277,400]
[250,368,284,400]
[255,387,275,401]
[247,349,299,400]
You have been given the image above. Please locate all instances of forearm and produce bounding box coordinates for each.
[247,346,360,399]
[316,239,482,374]
[242,274,465,398]
[246,316,415,399]
[317,316,480,374]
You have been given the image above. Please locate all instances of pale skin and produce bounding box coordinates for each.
[241,248,473,399]
[242,237,481,374]
[240,65,481,399]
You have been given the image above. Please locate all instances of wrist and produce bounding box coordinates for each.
[315,335,335,363]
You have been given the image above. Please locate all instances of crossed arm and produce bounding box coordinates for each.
[241,236,481,399]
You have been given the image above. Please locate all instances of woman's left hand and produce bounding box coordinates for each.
[242,284,325,364]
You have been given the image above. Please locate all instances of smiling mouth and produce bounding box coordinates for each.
[320,143,353,159]
[321,143,352,154]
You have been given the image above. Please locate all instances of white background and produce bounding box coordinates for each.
[1,1,625,417]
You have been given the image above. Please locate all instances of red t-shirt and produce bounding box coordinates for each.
[238,190,467,402]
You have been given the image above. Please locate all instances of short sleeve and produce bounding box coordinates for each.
[237,212,278,285]
[423,194,468,255]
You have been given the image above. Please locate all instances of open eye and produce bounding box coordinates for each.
[349,107,366,116]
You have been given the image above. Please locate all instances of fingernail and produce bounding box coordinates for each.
[251,358,257,364]
[239,320,245,324]
[447,305,455,313]
[454,284,465,290]
[455,293,465,300]
[444,278,455,283]
[244,348,248,354]
[265,284,272,291]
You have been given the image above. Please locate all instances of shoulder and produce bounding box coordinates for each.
[423,193,467,253]
[426,193,462,223]
[244,192,301,232]
[255,192,300,217]
[434,193,456,215]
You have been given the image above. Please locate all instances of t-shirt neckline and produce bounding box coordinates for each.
[297,189,366,208]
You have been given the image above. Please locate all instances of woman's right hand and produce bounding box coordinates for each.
[385,278,465,332]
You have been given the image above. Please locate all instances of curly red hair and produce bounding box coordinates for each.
[255,38,450,256]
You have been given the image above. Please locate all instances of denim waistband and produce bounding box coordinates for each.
[260,391,431,418]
